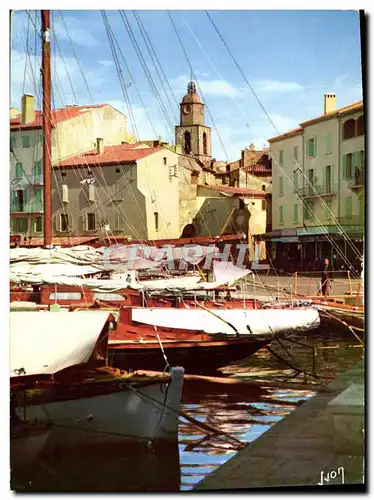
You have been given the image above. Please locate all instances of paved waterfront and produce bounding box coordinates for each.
[240,274,363,301]
[195,359,365,490]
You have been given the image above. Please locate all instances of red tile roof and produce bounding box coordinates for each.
[10,104,107,131]
[198,184,266,197]
[54,144,162,168]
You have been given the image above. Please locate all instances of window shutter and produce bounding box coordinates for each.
[343,154,347,180]
[279,206,284,225]
[353,151,359,170]
[293,172,298,192]
[62,184,69,203]
[88,184,95,202]
[82,214,88,231]
[313,137,317,156]
[56,214,61,232]
[293,204,298,222]
[16,162,23,178]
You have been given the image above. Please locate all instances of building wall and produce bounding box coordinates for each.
[270,133,303,231]
[338,111,365,224]
[137,149,180,240]
[175,124,211,161]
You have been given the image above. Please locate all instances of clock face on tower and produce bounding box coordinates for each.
[182,104,192,114]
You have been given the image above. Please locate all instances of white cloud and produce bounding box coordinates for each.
[254,80,304,93]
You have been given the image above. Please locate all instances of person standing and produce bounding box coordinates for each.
[320,257,333,297]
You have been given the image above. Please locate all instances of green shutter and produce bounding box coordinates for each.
[293,204,298,223]
[35,187,42,204]
[33,160,42,181]
[279,150,283,166]
[279,176,283,196]
[353,151,359,170]
[279,206,284,225]
[293,172,298,191]
[294,146,298,162]
[15,162,23,178]
[314,137,317,156]
[325,134,332,154]
[343,154,347,180]
[22,135,30,148]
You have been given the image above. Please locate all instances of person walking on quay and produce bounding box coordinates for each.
[319,257,333,297]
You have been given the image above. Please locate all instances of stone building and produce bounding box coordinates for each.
[10,94,130,237]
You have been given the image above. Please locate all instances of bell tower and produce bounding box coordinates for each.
[175,81,211,162]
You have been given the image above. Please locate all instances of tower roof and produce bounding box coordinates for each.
[181,81,202,104]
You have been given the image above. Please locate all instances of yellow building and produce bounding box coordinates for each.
[267,94,364,270]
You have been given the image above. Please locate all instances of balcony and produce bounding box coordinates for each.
[348,171,364,191]
[10,201,43,214]
[297,183,337,199]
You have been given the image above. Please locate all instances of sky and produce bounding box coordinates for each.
[10,9,363,161]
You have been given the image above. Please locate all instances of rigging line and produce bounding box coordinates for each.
[103,13,175,240]
[119,10,175,141]
[205,10,279,136]
[204,11,362,265]
[52,16,148,241]
[182,14,361,268]
[183,17,257,138]
[50,24,148,242]
[135,11,180,111]
[133,11,178,124]
[167,11,230,162]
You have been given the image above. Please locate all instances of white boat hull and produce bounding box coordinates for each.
[131,307,320,337]
[15,367,184,443]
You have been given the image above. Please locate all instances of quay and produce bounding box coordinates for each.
[195,358,365,490]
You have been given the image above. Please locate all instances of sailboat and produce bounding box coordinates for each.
[10,12,185,469]
[9,11,321,375]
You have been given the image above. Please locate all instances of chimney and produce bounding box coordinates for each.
[324,93,336,115]
[21,94,35,124]
[96,138,104,155]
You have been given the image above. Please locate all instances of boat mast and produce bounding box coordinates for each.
[41,10,52,247]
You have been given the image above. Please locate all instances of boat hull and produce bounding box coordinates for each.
[13,367,184,443]
[109,338,269,373]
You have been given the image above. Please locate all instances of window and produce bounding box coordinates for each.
[203,132,208,155]
[112,180,123,201]
[154,212,159,231]
[21,135,30,148]
[10,136,16,150]
[184,131,191,155]
[33,160,42,182]
[60,214,69,232]
[62,184,69,203]
[226,164,231,173]
[343,119,355,140]
[325,133,332,154]
[293,204,298,223]
[356,115,364,136]
[279,176,284,196]
[343,153,353,180]
[34,216,43,232]
[293,146,299,163]
[87,213,96,231]
[325,165,332,193]
[239,199,245,210]
[14,189,25,211]
[88,184,95,202]
[115,168,121,173]
[163,157,167,166]
[114,212,123,230]
[345,197,352,218]
[35,187,42,207]
[307,138,317,157]
[262,199,267,211]
[14,218,27,233]
[293,171,298,193]
[15,162,23,178]
[279,206,284,225]
[304,201,314,221]
[279,150,284,166]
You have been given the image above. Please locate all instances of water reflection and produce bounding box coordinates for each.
[11,329,364,492]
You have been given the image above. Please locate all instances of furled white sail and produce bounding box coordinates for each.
[131,307,320,337]
[10,311,110,378]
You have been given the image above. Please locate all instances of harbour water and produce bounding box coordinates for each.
[11,327,363,492]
